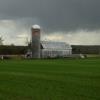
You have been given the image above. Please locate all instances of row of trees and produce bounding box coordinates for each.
[0,36,100,55]
[0,36,31,55]
[0,45,27,55]
[0,45,100,55]
[72,45,100,54]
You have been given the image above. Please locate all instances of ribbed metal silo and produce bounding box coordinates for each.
[31,25,41,58]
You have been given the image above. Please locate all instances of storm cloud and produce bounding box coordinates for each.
[0,0,100,45]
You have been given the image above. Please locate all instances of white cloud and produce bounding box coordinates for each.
[42,30,100,45]
[0,20,30,45]
[0,20,100,45]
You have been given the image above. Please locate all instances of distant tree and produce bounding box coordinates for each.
[25,37,31,47]
[10,44,15,46]
[25,37,28,46]
[0,36,3,45]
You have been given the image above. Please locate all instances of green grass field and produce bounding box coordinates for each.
[0,58,100,100]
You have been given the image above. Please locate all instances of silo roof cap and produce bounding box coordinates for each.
[32,24,41,29]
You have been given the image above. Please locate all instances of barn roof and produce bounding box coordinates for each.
[41,41,72,50]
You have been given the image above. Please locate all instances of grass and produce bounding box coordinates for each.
[0,58,100,100]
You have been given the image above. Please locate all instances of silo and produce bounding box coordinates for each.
[31,25,41,58]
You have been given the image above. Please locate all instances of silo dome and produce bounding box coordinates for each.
[32,25,41,30]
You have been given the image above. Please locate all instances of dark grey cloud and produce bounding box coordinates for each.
[0,0,100,32]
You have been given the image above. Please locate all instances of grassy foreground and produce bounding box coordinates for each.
[0,58,100,100]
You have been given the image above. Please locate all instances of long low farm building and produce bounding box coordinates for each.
[41,41,72,58]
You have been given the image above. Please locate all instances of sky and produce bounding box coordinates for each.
[0,0,100,45]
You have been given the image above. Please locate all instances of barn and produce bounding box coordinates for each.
[31,25,72,58]
[41,41,72,58]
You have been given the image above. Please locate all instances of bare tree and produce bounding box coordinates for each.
[25,37,31,47]
[0,36,3,45]
[25,37,29,46]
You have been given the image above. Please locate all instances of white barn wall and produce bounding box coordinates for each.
[41,41,72,58]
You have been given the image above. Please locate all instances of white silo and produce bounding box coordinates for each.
[31,25,41,58]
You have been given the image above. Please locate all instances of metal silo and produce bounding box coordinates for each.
[31,25,41,58]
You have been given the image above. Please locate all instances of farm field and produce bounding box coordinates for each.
[0,58,100,100]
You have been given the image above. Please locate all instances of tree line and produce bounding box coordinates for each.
[72,45,100,54]
[0,45,27,55]
[0,45,100,55]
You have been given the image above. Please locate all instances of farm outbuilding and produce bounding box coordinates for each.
[31,24,72,58]
[41,41,72,58]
